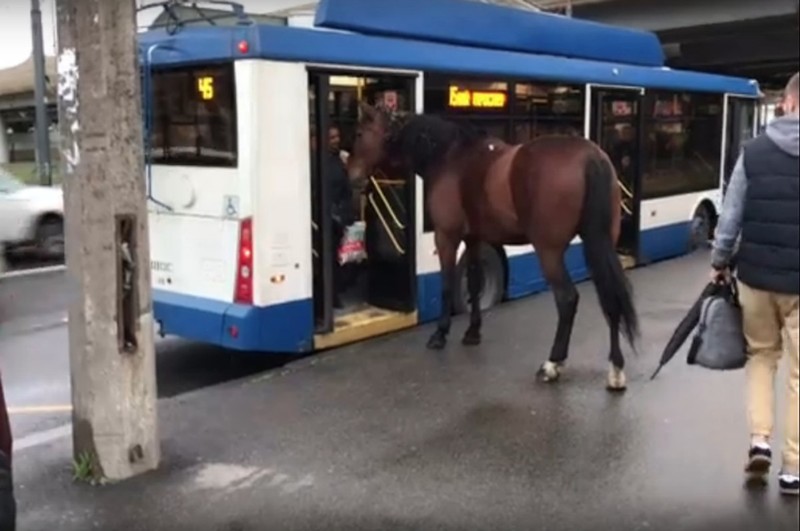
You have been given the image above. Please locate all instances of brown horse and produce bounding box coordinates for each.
[348,103,639,391]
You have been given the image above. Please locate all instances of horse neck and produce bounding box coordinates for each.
[389,115,461,181]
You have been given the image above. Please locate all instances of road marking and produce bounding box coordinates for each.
[0,264,66,280]
[8,404,73,415]
[13,423,72,453]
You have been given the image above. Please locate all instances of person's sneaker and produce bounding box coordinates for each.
[779,473,799,496]
[745,444,772,482]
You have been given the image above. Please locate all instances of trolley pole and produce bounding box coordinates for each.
[31,0,52,186]
[56,0,159,482]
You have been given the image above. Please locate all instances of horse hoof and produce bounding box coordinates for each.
[427,332,447,350]
[462,329,481,346]
[537,361,562,383]
[606,365,627,392]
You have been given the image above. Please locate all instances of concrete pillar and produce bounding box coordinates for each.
[56,0,159,482]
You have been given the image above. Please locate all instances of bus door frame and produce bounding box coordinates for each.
[721,94,759,199]
[309,73,336,334]
[587,84,646,261]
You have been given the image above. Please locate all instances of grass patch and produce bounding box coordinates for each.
[1,161,62,186]
[72,450,105,486]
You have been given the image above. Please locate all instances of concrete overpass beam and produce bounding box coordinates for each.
[575,0,798,32]
[677,31,799,68]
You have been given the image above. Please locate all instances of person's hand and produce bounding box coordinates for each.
[710,266,731,285]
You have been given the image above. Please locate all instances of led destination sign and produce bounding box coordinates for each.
[448,85,507,109]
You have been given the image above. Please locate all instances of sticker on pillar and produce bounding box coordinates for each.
[223,195,240,219]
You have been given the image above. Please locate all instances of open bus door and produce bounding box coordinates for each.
[722,95,758,197]
[589,85,645,269]
[308,71,418,349]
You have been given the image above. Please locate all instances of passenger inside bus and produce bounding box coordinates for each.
[310,124,357,309]
[610,123,635,183]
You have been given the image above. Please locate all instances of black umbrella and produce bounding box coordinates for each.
[650,280,729,380]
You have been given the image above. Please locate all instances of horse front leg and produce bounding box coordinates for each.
[537,250,579,383]
[427,231,459,350]
[462,236,483,346]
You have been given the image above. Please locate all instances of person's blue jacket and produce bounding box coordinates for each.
[711,113,800,270]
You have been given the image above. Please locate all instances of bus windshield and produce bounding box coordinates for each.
[147,63,238,167]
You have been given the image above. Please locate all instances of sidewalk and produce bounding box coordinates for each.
[12,253,800,531]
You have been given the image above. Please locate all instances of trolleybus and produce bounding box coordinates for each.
[140,0,760,353]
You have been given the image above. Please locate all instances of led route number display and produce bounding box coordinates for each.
[448,85,507,109]
[197,76,215,101]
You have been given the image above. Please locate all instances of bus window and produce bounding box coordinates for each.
[149,63,237,167]
[641,91,723,199]
[512,82,585,141]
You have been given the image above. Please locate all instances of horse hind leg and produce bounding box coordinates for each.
[536,251,579,383]
[606,318,627,392]
[462,237,483,346]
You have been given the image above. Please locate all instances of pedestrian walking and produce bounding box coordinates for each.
[710,72,800,496]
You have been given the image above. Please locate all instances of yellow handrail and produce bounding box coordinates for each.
[368,193,405,255]
[370,176,406,229]
[617,179,633,199]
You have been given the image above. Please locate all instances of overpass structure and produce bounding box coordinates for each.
[1,0,797,164]
[565,0,798,89]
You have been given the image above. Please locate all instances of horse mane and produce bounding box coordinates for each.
[383,111,487,177]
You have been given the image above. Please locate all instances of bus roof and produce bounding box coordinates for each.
[138,24,760,98]
[315,0,666,68]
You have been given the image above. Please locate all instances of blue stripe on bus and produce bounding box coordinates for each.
[153,290,314,353]
[138,25,759,97]
[315,0,666,67]
[639,221,694,263]
[416,221,692,324]
[154,221,691,352]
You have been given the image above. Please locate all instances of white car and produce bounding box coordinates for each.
[0,168,64,259]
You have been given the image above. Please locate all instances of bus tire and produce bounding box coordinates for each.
[689,204,713,251]
[454,243,505,315]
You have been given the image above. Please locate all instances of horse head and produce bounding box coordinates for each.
[348,102,410,182]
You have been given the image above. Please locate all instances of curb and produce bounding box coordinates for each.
[0,264,66,281]
[0,312,69,339]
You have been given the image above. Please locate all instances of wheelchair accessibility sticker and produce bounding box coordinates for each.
[223,195,240,219]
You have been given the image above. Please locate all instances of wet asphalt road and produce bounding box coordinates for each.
[6,251,800,531]
[0,265,292,442]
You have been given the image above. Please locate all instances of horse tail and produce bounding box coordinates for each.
[578,154,640,349]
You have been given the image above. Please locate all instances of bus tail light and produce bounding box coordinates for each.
[234,217,253,304]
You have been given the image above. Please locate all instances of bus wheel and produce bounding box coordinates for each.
[689,205,712,251]
[454,244,505,315]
